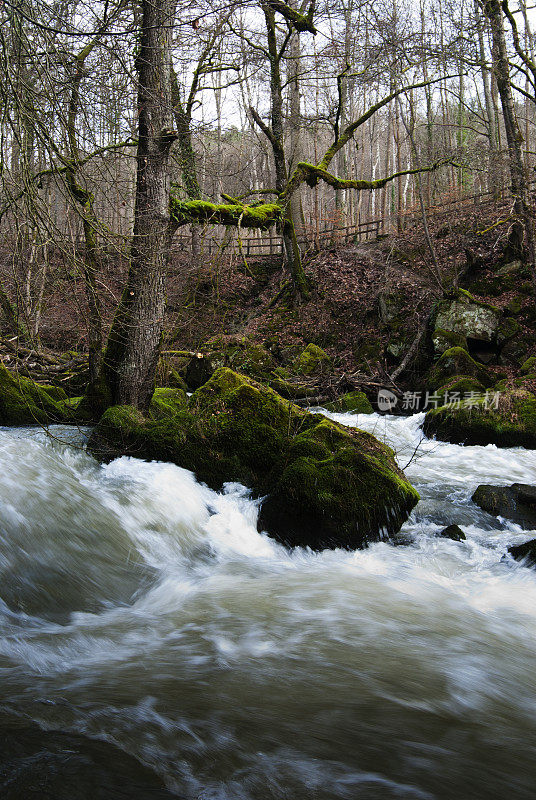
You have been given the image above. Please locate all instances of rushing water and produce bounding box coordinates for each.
[1,413,536,799]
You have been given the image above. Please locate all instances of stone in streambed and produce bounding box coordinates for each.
[508,539,536,568]
[438,524,466,541]
[471,483,536,529]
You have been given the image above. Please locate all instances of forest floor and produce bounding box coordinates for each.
[1,192,536,396]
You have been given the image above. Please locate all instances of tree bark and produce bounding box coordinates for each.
[101,0,177,410]
[483,0,536,271]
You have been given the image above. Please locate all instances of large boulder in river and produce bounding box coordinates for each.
[472,484,536,529]
[423,388,536,448]
[88,369,419,550]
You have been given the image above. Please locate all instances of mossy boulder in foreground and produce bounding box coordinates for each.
[88,369,419,550]
[0,364,71,425]
[424,389,536,448]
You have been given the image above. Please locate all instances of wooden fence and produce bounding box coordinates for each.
[171,183,513,263]
[64,180,526,261]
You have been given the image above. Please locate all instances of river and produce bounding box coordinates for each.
[1,412,536,799]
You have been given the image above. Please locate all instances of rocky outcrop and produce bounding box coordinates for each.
[472,484,536,529]
[426,347,493,392]
[88,368,419,551]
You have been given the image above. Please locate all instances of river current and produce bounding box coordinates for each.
[1,412,536,799]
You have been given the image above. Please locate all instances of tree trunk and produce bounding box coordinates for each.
[483,0,536,271]
[100,0,177,410]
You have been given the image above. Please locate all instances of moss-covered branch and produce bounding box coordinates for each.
[170,196,282,230]
[264,0,316,33]
[318,76,454,174]
[281,160,455,200]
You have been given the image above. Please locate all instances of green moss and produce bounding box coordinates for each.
[521,357,536,375]
[506,297,523,316]
[324,391,373,414]
[423,388,536,448]
[39,384,68,402]
[186,337,278,389]
[149,387,187,419]
[497,318,521,345]
[293,343,332,376]
[269,376,316,399]
[170,196,281,230]
[432,328,467,355]
[0,364,71,426]
[89,368,419,550]
[434,375,486,397]
[427,347,493,389]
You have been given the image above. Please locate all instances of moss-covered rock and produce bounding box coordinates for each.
[423,389,536,448]
[506,296,523,316]
[88,368,419,550]
[497,318,521,346]
[427,347,493,390]
[324,391,374,414]
[432,328,467,355]
[148,387,188,419]
[185,336,278,389]
[0,364,71,426]
[521,356,536,376]
[268,372,317,400]
[39,384,69,402]
[292,343,332,376]
[434,375,486,398]
[432,290,502,355]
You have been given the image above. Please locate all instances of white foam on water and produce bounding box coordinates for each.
[0,418,536,799]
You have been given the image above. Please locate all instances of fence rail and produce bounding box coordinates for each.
[172,184,513,261]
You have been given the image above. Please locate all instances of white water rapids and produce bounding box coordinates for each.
[1,412,536,799]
